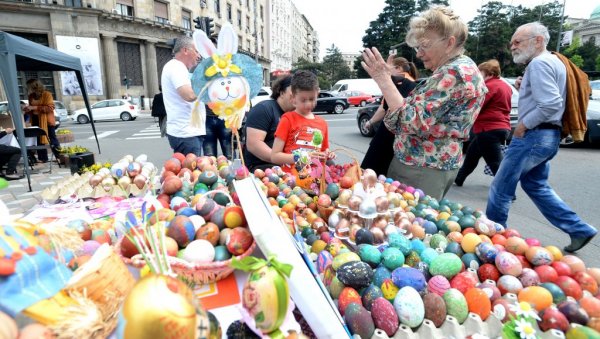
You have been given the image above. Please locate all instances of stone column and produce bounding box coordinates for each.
[101,33,121,99]
[145,39,159,98]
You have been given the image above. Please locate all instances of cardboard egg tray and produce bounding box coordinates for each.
[366,312,567,339]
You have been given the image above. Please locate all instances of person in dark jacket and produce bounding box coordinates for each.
[151,86,167,137]
[455,59,512,186]
[0,128,23,180]
[361,56,418,176]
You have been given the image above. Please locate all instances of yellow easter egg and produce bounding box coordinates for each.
[461,233,482,253]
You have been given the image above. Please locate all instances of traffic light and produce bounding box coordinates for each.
[193,16,203,29]
[204,17,215,37]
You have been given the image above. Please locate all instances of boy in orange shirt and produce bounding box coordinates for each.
[271,70,335,177]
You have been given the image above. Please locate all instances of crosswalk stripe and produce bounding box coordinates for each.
[126,136,162,140]
[90,130,118,139]
[132,133,161,136]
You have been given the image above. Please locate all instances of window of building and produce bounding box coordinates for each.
[154,1,168,24]
[215,0,221,17]
[247,0,252,10]
[64,0,82,7]
[237,10,242,28]
[260,5,264,19]
[182,9,191,29]
[227,3,232,22]
[246,15,251,32]
[115,0,134,17]
[117,42,143,86]
[247,39,251,52]
[238,35,242,50]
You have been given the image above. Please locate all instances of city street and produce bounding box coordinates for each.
[62,108,600,265]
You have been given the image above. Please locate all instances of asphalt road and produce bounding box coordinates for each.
[62,107,600,266]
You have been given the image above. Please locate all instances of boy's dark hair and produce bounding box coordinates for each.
[291,70,319,93]
[271,74,293,100]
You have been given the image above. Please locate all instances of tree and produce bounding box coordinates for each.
[416,0,449,13]
[292,57,323,74]
[576,39,600,72]
[570,55,584,68]
[321,44,351,88]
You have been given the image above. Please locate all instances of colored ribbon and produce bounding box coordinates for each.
[231,255,293,278]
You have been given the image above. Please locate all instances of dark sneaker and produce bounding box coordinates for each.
[564,233,597,253]
[4,173,23,180]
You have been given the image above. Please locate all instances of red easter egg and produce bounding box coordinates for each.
[554,275,583,300]
[538,306,570,332]
[161,170,176,182]
[534,265,559,283]
[503,229,521,238]
[182,154,197,170]
[161,175,183,195]
[561,255,586,274]
[338,287,362,316]
[226,227,253,255]
[491,234,507,247]
[573,271,599,295]
[552,261,573,277]
[223,205,247,228]
[172,152,185,163]
[163,158,182,174]
[478,263,501,282]
[450,271,479,294]
[320,232,332,243]
[515,254,532,269]
[465,288,491,320]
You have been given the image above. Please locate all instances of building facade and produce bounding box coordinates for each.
[341,52,360,75]
[0,0,270,110]
[565,5,600,48]
[269,0,318,76]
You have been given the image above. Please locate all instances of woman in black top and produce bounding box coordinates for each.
[361,57,419,175]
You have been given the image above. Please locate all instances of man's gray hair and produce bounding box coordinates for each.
[519,22,550,47]
[173,36,195,54]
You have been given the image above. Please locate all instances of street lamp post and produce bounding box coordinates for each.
[556,0,567,52]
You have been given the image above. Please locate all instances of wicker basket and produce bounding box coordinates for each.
[56,133,74,143]
[319,147,362,194]
[115,239,257,285]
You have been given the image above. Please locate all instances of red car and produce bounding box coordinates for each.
[341,91,374,107]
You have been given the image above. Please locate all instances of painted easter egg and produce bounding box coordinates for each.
[587,267,600,285]
[497,275,523,295]
[371,297,399,337]
[429,253,462,279]
[492,298,515,323]
[420,247,440,266]
[450,271,479,294]
[391,267,426,293]
[461,253,481,271]
[226,227,253,255]
[525,246,554,266]
[465,288,491,320]
[355,228,374,246]
[573,271,599,295]
[429,233,448,251]
[579,297,600,318]
[337,261,373,290]
[372,266,391,288]
[213,245,231,261]
[534,265,559,283]
[328,276,345,299]
[518,286,553,312]
[427,275,451,297]
[182,239,215,263]
[332,251,360,271]
[381,278,399,302]
[382,247,405,271]
[167,215,196,248]
[338,287,362,316]
[388,232,412,255]
[358,244,382,268]
[443,288,469,324]
[558,299,590,325]
[538,306,570,332]
[518,268,541,287]
[461,233,482,253]
[504,236,529,255]
[317,250,334,274]
[495,251,523,276]
[552,260,573,276]
[566,326,600,338]
[393,286,425,328]
[539,282,567,304]
[478,281,501,302]
[475,242,499,264]
[554,275,583,300]
[195,222,220,246]
[478,263,501,282]
[345,303,375,339]
[361,284,383,311]
[423,292,447,328]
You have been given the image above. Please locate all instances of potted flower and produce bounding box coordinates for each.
[56,129,75,143]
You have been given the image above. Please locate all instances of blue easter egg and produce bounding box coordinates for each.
[391,267,427,293]
[410,239,426,254]
[423,221,437,235]
[461,253,481,270]
[388,233,411,255]
[373,266,391,287]
[420,247,439,265]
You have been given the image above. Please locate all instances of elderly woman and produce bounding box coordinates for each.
[362,6,487,200]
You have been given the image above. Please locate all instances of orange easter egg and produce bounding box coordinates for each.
[561,255,586,274]
[580,297,600,318]
[504,236,529,255]
[518,286,553,311]
[465,288,491,320]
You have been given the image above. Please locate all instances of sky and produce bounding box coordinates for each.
[291,0,599,60]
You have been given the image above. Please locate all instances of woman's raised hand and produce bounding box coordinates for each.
[361,47,392,84]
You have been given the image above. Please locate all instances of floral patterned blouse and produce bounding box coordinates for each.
[383,54,487,170]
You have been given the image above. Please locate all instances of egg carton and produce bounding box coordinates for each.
[360,312,566,339]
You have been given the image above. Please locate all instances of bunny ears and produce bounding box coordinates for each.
[190,22,263,102]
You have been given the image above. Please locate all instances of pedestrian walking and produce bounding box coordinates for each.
[486,22,597,253]
[151,86,167,137]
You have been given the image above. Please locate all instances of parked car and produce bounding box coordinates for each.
[357,97,383,137]
[73,99,139,124]
[314,91,349,114]
[54,100,68,122]
[591,80,600,100]
[561,99,600,146]
[0,99,62,128]
[341,90,374,107]
[250,86,272,107]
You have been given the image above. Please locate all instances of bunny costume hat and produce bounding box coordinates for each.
[190,23,263,130]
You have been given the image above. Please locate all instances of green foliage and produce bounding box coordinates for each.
[596,54,600,72]
[570,55,584,68]
[321,44,352,88]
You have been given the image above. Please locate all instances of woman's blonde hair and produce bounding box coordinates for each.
[26,79,45,99]
[405,6,468,54]
[478,59,501,77]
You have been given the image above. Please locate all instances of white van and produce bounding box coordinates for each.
[330,79,382,96]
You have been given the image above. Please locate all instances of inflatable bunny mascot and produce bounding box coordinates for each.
[190,23,263,150]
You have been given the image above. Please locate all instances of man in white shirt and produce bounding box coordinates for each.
[161,36,205,155]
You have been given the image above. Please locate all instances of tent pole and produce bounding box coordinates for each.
[75,71,100,154]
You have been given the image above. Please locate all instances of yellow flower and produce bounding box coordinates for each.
[205,53,242,78]
[513,318,537,339]
[509,302,540,321]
